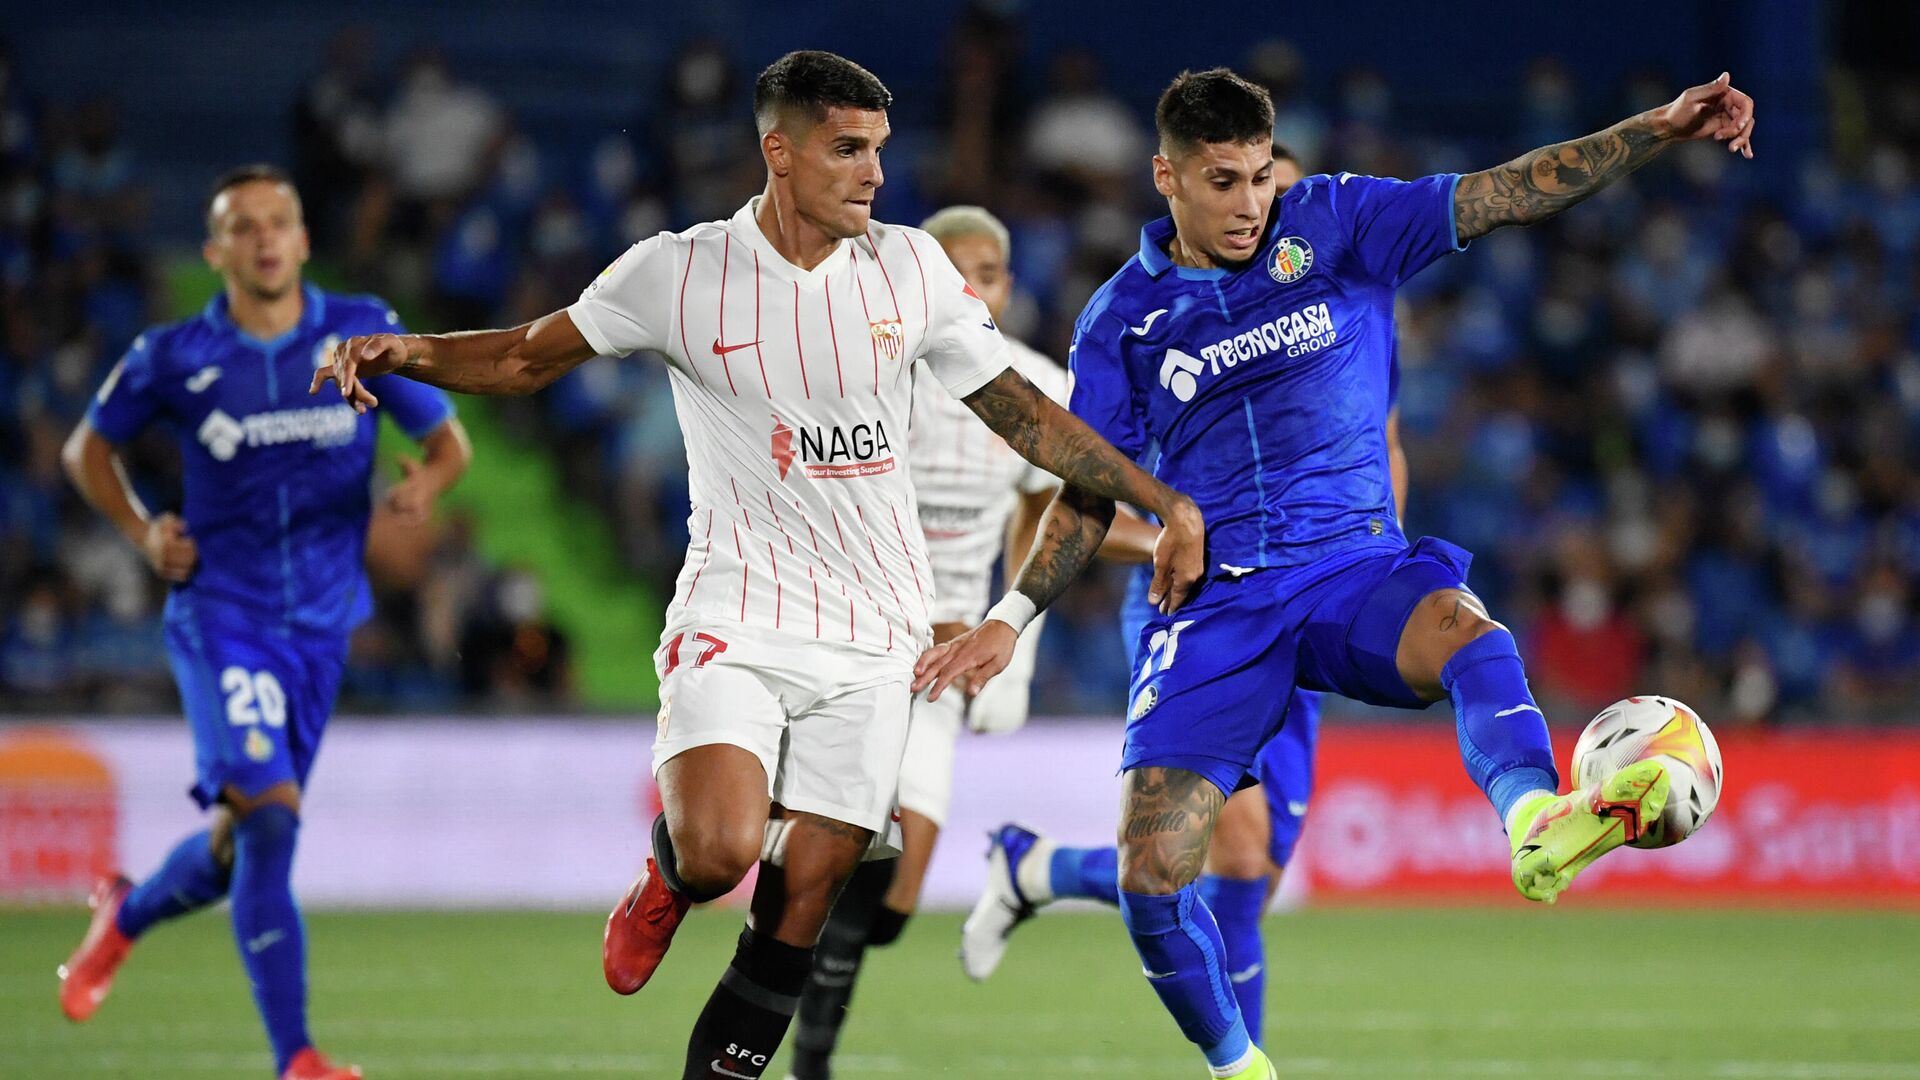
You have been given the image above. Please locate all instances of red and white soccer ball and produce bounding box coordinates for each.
[1570,696,1724,849]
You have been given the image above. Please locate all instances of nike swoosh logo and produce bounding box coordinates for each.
[709,1061,756,1080]
[1229,963,1264,984]
[244,929,285,954]
[1142,967,1177,979]
[711,339,760,356]
[1494,704,1544,718]
[186,367,221,393]
[1129,308,1169,336]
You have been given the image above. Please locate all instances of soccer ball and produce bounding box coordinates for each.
[1570,696,1723,849]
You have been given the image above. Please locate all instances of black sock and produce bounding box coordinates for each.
[866,904,910,948]
[788,860,897,1080]
[684,927,813,1080]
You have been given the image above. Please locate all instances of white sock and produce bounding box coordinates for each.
[1208,1046,1258,1078]
[1012,835,1057,904]
[1504,788,1556,836]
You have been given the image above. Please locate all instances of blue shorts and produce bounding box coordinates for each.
[1123,536,1474,799]
[1125,573,1323,866]
[164,601,348,809]
[1255,691,1318,868]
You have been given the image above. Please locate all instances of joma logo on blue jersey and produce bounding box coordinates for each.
[1157,303,1338,402]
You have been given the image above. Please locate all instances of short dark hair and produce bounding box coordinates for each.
[753,50,892,136]
[207,163,298,233]
[1155,69,1275,156]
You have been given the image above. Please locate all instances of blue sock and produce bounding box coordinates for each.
[1048,845,1120,905]
[229,805,310,1072]
[1198,874,1267,1045]
[1119,885,1249,1070]
[115,830,230,939]
[1440,628,1561,824]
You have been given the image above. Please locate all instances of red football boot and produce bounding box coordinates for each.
[58,874,134,1022]
[603,858,691,995]
[280,1047,364,1080]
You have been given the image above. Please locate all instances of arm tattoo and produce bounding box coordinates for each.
[1117,767,1222,891]
[1008,485,1113,613]
[1439,597,1461,633]
[1453,115,1669,242]
[963,368,1175,512]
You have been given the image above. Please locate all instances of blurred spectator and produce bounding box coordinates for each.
[2,25,1917,727]
[381,50,503,210]
[460,569,573,708]
[292,27,386,248]
[1023,48,1146,195]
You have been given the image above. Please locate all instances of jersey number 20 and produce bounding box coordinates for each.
[222,667,287,728]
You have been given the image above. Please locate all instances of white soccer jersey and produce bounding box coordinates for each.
[568,198,1012,661]
[909,337,1068,625]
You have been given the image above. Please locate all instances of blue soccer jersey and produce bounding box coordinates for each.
[89,284,453,805]
[89,284,453,636]
[1080,175,1470,797]
[1069,173,1460,574]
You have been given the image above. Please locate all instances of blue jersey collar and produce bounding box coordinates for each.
[1136,200,1289,282]
[201,282,327,350]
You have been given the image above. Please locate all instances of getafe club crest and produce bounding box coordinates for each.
[869,319,905,362]
[1268,236,1315,284]
[314,334,341,369]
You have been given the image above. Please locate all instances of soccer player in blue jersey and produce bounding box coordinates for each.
[57,165,471,1080]
[960,187,1413,1054]
[917,70,1754,1076]
[960,150,1364,1048]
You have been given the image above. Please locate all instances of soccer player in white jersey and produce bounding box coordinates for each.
[785,205,1161,1080]
[311,51,1204,1079]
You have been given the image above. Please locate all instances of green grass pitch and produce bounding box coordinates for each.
[5,907,1917,1078]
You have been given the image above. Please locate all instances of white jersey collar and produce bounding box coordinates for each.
[733,197,854,287]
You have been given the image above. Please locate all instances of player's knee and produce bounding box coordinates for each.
[208,808,238,868]
[1398,589,1506,698]
[671,821,762,894]
[1204,832,1272,881]
[223,781,301,821]
[1206,789,1270,879]
[1118,847,1192,896]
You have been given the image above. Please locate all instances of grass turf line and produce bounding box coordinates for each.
[4,909,1916,1079]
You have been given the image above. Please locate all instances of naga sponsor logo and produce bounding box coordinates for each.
[197,404,361,462]
[1157,302,1338,402]
[770,415,896,480]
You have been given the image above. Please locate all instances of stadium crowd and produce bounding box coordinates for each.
[3,21,1917,723]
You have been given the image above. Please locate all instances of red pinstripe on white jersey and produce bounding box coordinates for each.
[568,199,1011,659]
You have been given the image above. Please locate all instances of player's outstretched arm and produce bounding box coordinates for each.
[1453,72,1754,243]
[309,310,599,412]
[962,367,1204,609]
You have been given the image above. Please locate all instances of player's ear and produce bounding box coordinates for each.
[763,130,792,178]
[201,236,224,274]
[1152,154,1177,198]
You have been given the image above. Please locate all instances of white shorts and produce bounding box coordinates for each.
[653,624,912,840]
[896,688,965,827]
